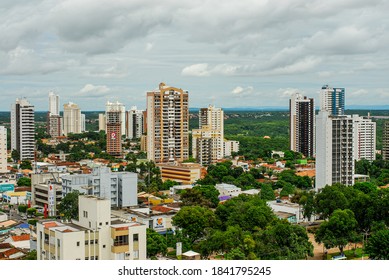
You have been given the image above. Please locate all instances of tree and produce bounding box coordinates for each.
[18,205,28,213]
[146,228,167,258]
[17,177,31,187]
[259,183,275,201]
[172,206,219,243]
[193,185,220,208]
[256,220,313,260]
[27,208,37,216]
[365,229,389,259]
[19,160,32,170]
[314,185,348,219]
[180,189,213,208]
[298,191,315,220]
[11,149,20,162]
[22,250,37,260]
[58,191,80,220]
[315,209,358,255]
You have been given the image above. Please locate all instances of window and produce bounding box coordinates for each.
[114,235,129,246]
[133,234,139,242]
[85,257,89,260]
[83,211,88,218]
[85,240,89,245]
[77,241,80,246]
[103,245,106,248]
[99,222,102,226]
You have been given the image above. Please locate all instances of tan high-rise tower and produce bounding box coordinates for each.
[146,83,189,163]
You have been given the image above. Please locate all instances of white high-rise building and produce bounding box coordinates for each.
[353,115,376,162]
[0,126,7,173]
[224,140,240,157]
[290,93,315,158]
[98,113,106,132]
[63,102,81,136]
[81,113,86,132]
[11,98,35,160]
[147,82,189,163]
[48,91,59,116]
[192,106,224,165]
[315,112,354,191]
[106,101,126,136]
[126,106,144,139]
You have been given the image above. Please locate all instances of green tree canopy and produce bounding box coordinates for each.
[172,206,219,243]
[58,191,80,220]
[146,228,167,258]
[315,209,358,255]
[17,177,31,187]
[365,229,389,260]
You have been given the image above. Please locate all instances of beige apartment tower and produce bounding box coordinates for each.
[63,102,81,136]
[146,83,189,163]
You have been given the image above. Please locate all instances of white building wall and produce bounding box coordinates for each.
[0,126,7,173]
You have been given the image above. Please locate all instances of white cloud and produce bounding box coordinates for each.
[182,63,210,77]
[79,84,110,96]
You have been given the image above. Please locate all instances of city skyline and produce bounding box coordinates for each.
[1,1,389,111]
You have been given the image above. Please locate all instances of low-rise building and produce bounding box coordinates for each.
[266,200,303,223]
[36,195,147,260]
[158,162,203,185]
[62,167,137,208]
[215,183,241,197]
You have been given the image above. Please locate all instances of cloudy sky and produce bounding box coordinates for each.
[1,0,389,111]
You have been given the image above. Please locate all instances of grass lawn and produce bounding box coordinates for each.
[326,248,368,260]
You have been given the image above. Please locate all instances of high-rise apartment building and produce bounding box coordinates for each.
[48,91,59,116]
[98,113,106,132]
[47,92,62,138]
[223,140,239,157]
[353,115,376,162]
[106,107,122,156]
[63,102,81,136]
[11,98,35,160]
[316,111,354,191]
[0,126,7,173]
[126,106,144,140]
[192,106,224,165]
[382,122,389,160]
[106,101,126,136]
[146,82,189,163]
[320,85,345,116]
[290,93,315,158]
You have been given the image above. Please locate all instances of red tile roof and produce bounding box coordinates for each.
[11,234,30,242]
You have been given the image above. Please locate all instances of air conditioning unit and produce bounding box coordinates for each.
[125,253,131,257]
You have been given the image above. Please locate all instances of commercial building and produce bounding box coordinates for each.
[0,126,7,173]
[158,162,203,185]
[290,93,315,158]
[11,98,35,160]
[36,195,147,260]
[62,167,137,208]
[126,106,144,139]
[63,102,81,136]
[31,173,62,216]
[192,106,224,165]
[146,82,189,163]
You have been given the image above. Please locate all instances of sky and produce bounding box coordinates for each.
[1,0,389,111]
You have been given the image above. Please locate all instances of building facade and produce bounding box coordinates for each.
[126,106,144,139]
[320,85,345,116]
[47,114,62,138]
[48,91,59,116]
[383,122,389,160]
[192,106,224,165]
[353,115,376,162]
[62,167,137,208]
[63,102,81,136]
[223,140,239,157]
[0,126,7,173]
[36,195,146,260]
[146,82,189,163]
[316,111,354,191]
[106,101,126,136]
[158,162,203,185]
[290,93,315,158]
[106,109,122,156]
[11,98,35,160]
